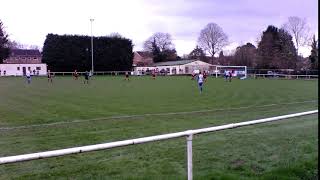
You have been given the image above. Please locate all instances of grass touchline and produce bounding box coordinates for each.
[0,99,317,131]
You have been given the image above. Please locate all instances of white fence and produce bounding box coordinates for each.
[50,72,318,79]
[51,71,129,76]
[0,110,318,180]
[250,74,318,79]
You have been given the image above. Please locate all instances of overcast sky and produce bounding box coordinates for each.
[0,0,318,57]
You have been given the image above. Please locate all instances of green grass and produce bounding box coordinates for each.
[0,76,318,179]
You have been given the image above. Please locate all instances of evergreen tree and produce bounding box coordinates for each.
[0,20,10,63]
[42,34,133,71]
[309,35,318,70]
[219,51,224,58]
[276,29,298,69]
[234,43,257,67]
[257,25,297,69]
[189,46,206,59]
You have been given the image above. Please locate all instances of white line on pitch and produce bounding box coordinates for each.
[0,100,317,131]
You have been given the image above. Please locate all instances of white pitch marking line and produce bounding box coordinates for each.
[0,100,317,131]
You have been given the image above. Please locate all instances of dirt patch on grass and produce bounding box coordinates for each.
[230,159,246,170]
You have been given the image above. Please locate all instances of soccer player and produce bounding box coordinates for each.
[73,70,79,80]
[203,70,207,82]
[197,71,204,93]
[152,70,156,80]
[191,71,195,80]
[47,70,53,83]
[228,70,232,82]
[125,71,129,81]
[84,71,89,84]
[26,70,32,84]
[224,70,228,82]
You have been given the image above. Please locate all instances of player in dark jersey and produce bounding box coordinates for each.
[228,71,232,82]
[73,70,79,80]
[191,72,195,80]
[203,71,207,82]
[84,71,89,84]
[125,71,129,81]
[152,70,156,80]
[47,70,53,83]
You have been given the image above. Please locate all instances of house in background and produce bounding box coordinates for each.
[0,49,47,76]
[133,51,153,67]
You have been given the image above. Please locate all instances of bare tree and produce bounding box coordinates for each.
[143,32,174,52]
[198,23,228,59]
[282,16,311,55]
[7,40,22,49]
[28,45,40,50]
[8,40,40,50]
[255,32,262,47]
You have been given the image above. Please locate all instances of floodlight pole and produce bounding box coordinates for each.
[90,18,94,74]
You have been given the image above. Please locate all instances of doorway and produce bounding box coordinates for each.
[22,67,26,76]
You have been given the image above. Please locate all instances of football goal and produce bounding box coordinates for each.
[214,65,247,79]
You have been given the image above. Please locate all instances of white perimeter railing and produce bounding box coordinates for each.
[51,71,128,76]
[250,74,318,79]
[0,110,318,180]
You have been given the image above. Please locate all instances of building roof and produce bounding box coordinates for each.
[153,59,197,66]
[135,51,153,58]
[10,49,41,56]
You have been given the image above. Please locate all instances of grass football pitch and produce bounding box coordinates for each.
[0,76,318,179]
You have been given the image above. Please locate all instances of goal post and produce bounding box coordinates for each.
[215,65,247,79]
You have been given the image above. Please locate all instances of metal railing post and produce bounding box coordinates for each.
[187,134,193,180]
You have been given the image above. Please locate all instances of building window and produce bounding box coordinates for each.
[36,67,41,70]
[17,67,20,70]
[34,57,37,60]
[28,67,31,70]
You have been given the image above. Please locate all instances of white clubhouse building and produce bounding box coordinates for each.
[133,59,216,75]
[0,49,47,76]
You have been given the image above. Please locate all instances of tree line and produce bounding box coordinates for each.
[0,17,318,70]
[41,34,133,71]
[143,16,318,70]
[187,23,318,70]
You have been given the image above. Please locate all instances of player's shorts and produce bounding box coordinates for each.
[126,75,129,78]
[198,82,203,86]
[85,76,89,80]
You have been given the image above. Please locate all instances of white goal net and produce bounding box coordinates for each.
[214,66,247,79]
